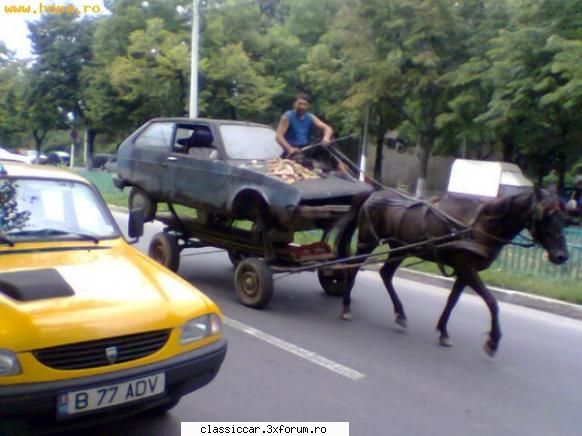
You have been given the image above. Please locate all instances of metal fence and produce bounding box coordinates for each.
[493,227,582,280]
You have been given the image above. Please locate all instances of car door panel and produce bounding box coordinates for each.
[171,124,229,211]
[131,122,175,199]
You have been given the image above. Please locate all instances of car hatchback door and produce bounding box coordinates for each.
[131,122,175,199]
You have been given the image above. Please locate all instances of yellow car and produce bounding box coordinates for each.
[0,162,227,432]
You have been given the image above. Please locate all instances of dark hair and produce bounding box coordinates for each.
[294,93,311,103]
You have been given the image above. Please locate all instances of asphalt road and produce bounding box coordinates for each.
[63,215,582,436]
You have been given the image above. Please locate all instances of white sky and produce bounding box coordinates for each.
[0,0,106,58]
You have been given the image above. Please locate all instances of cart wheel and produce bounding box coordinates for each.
[318,269,355,297]
[129,187,157,222]
[228,251,248,268]
[149,232,180,272]
[234,258,273,308]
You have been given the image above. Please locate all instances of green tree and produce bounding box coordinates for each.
[24,12,95,153]
[81,0,190,165]
[302,0,470,194]
[476,0,582,184]
[0,44,27,147]
[108,18,190,123]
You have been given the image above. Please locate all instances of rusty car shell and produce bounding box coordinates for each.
[114,118,372,230]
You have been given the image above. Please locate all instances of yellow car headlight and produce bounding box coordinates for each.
[180,314,222,345]
[0,349,21,376]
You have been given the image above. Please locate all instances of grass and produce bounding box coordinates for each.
[77,169,581,305]
[76,169,128,208]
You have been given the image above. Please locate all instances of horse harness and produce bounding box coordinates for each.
[359,189,556,276]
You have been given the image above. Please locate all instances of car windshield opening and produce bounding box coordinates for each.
[220,124,282,160]
[0,179,118,243]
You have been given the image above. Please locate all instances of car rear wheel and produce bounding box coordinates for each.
[129,187,157,222]
[234,258,273,308]
[318,269,355,297]
[149,232,180,272]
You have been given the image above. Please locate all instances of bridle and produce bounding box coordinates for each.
[525,198,562,243]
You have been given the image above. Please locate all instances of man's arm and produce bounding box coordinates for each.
[312,115,334,145]
[275,115,298,155]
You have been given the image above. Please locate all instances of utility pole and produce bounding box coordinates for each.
[189,0,200,118]
[359,102,370,182]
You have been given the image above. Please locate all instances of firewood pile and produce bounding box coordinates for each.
[266,158,321,184]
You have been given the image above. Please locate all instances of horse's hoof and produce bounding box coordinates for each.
[341,312,353,321]
[439,336,454,347]
[483,341,497,357]
[395,315,407,329]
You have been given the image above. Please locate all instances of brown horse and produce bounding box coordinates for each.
[335,187,569,356]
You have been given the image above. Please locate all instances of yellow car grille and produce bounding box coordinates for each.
[33,330,171,370]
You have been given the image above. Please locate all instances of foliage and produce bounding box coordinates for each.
[0,181,30,233]
[0,0,580,186]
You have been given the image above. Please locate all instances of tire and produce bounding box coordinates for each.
[149,232,180,272]
[129,187,157,222]
[318,269,355,297]
[228,251,247,268]
[234,258,274,308]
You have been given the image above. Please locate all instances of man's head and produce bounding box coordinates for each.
[293,93,310,116]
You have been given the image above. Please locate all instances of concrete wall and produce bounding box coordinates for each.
[366,145,456,195]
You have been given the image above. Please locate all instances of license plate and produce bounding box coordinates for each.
[57,372,165,417]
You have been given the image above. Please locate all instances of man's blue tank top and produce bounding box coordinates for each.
[284,110,313,147]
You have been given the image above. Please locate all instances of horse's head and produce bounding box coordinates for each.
[527,188,569,265]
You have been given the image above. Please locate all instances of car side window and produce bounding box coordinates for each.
[134,122,174,149]
[174,125,218,160]
[174,126,195,153]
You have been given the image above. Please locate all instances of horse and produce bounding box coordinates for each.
[335,187,569,356]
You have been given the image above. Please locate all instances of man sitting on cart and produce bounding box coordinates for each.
[275,93,334,157]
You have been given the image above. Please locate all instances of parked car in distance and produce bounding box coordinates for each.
[21,149,48,164]
[92,153,116,170]
[46,150,71,166]
[0,147,34,164]
[114,117,373,230]
[0,162,227,433]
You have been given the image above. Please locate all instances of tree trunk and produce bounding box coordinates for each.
[373,130,384,182]
[32,129,46,157]
[85,128,98,170]
[501,135,514,162]
[415,138,431,198]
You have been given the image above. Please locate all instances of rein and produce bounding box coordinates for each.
[330,147,545,270]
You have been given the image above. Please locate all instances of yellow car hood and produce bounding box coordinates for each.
[0,241,212,352]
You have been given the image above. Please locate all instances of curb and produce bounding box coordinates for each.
[372,266,582,322]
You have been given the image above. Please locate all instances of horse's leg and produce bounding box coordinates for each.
[341,245,372,321]
[464,269,502,357]
[436,276,466,347]
[379,259,407,328]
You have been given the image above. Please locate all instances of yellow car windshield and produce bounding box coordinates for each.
[0,178,118,243]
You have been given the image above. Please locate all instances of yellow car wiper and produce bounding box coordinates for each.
[8,229,100,244]
[48,229,100,244]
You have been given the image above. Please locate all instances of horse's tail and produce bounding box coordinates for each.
[335,191,374,259]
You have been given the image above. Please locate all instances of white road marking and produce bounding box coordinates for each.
[223,317,366,381]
